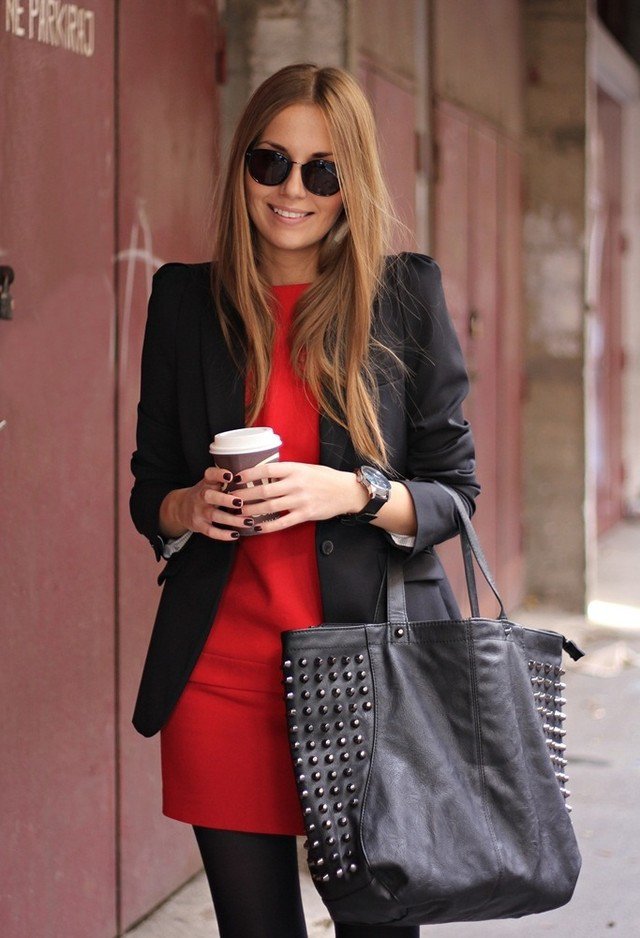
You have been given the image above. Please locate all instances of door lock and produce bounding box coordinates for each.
[468,307,483,340]
[0,266,15,320]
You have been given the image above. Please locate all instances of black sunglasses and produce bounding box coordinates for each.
[245,148,340,197]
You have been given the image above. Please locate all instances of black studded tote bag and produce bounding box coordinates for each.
[280,484,584,926]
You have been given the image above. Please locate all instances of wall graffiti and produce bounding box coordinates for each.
[4,0,95,57]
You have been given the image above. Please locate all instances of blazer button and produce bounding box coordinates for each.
[321,540,334,556]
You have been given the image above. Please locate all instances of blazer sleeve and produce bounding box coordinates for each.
[129,263,193,561]
[395,253,481,558]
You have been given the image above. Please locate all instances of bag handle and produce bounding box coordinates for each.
[432,485,585,660]
[434,482,508,620]
[385,483,507,623]
[384,486,585,661]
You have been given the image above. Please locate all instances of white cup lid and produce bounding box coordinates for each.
[209,426,282,455]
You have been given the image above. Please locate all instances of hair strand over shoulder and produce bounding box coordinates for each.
[210,63,406,470]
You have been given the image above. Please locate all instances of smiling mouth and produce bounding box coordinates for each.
[269,205,312,219]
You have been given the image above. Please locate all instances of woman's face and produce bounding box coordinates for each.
[245,103,344,276]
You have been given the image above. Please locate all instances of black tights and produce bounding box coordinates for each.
[193,826,420,938]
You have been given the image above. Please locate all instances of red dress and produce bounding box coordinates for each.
[160,282,323,835]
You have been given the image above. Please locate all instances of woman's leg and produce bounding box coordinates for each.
[193,825,308,938]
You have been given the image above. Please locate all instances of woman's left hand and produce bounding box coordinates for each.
[234,462,367,533]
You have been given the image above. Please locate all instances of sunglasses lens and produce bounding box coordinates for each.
[246,149,289,186]
[302,161,340,196]
[246,150,340,196]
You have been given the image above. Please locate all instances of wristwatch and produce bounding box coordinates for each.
[340,465,391,524]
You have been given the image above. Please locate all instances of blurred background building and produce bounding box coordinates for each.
[1,1,639,935]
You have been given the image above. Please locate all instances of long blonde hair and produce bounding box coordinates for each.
[211,63,403,469]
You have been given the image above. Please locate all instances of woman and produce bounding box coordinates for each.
[130,63,480,938]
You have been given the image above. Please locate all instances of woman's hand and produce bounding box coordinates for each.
[234,462,368,533]
[159,467,260,542]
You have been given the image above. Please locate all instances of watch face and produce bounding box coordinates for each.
[361,466,391,493]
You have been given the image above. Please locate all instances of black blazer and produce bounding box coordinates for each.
[130,253,480,737]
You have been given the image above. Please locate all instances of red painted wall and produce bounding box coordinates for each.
[358,58,417,252]
[0,3,220,934]
[0,3,117,935]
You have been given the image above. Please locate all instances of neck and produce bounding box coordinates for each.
[259,244,319,286]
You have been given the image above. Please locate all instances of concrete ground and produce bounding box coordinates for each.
[125,520,640,938]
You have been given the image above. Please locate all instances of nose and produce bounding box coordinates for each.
[280,162,307,199]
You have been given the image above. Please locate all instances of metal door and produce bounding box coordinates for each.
[433,99,524,613]
[0,2,221,934]
[0,4,117,936]
[467,122,499,584]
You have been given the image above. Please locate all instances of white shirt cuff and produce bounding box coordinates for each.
[389,532,416,549]
[161,530,193,558]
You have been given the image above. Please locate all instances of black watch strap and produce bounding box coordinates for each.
[340,492,388,525]
[339,467,391,525]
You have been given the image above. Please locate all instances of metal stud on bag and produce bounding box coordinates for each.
[528,659,573,812]
[282,653,374,886]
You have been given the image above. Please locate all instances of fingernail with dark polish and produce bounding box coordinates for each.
[230,531,240,539]
[254,526,263,533]
[243,518,254,527]
[233,473,242,483]
[233,498,243,507]
[223,471,233,482]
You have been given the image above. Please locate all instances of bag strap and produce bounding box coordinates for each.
[384,485,585,661]
[384,483,508,623]
[386,551,409,623]
[434,483,508,620]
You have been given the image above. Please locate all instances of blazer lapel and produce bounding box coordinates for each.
[200,284,245,439]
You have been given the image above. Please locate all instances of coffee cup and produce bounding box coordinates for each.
[209,427,283,535]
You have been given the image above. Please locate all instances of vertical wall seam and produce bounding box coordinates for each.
[426,0,436,249]
[113,1,123,934]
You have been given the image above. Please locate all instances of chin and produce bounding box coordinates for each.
[262,231,320,253]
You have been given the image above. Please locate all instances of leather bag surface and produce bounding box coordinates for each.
[280,484,584,925]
